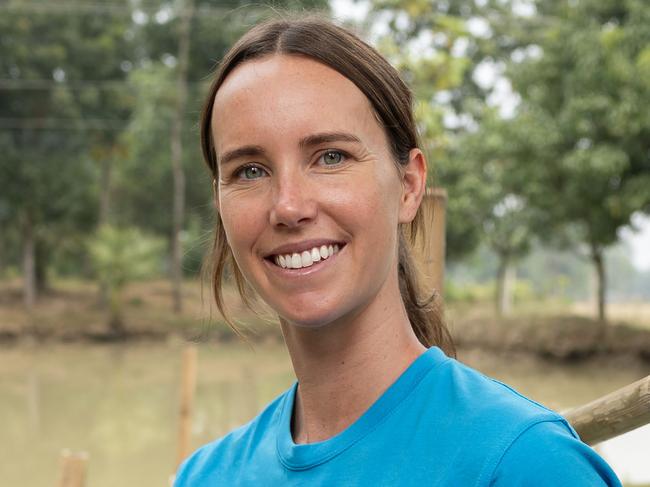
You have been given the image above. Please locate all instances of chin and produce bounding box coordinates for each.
[279,313,335,329]
[277,305,346,330]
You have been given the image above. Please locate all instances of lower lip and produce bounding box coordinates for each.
[263,246,344,278]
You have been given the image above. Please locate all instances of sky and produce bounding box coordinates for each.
[620,214,650,271]
[331,0,650,272]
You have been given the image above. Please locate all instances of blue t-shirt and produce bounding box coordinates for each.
[175,347,621,486]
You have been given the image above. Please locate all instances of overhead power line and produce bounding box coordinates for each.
[0,117,131,130]
[0,1,265,18]
[0,117,197,131]
[0,78,209,91]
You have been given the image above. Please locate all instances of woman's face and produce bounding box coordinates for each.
[212,54,421,328]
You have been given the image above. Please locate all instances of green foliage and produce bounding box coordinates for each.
[0,0,328,285]
[368,1,486,260]
[89,225,164,289]
[88,225,165,331]
[446,276,536,305]
[374,0,649,317]
[446,279,495,304]
[502,0,650,252]
[0,0,135,283]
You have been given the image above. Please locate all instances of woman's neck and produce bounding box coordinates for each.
[281,283,426,444]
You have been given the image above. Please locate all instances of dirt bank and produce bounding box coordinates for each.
[2,279,649,362]
[451,315,650,362]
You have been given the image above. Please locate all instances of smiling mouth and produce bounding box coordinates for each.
[268,244,343,269]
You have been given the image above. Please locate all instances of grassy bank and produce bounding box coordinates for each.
[2,278,650,363]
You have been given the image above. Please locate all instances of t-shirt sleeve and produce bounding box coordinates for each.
[489,419,622,486]
[172,442,215,487]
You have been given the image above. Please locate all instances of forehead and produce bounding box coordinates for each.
[211,55,381,151]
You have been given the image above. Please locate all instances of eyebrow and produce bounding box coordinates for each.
[218,145,267,167]
[217,132,362,167]
[298,131,362,149]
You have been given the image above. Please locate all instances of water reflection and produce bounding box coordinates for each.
[0,342,647,486]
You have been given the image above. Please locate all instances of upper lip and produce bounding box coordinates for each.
[264,239,346,257]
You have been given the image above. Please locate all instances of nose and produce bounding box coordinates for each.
[269,171,317,228]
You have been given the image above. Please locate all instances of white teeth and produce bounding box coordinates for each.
[273,244,343,268]
[311,248,321,262]
[301,250,313,267]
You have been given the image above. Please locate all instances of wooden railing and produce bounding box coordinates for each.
[563,374,650,445]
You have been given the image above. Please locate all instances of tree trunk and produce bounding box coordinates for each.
[108,286,126,336]
[22,212,36,310]
[496,254,515,317]
[169,0,193,314]
[34,240,48,294]
[99,156,112,225]
[98,155,113,307]
[591,247,607,325]
[0,228,5,277]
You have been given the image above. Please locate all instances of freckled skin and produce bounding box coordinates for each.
[212,54,418,330]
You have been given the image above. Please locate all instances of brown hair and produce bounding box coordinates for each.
[200,15,455,357]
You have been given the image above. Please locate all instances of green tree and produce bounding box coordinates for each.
[0,1,135,308]
[89,225,165,334]
[500,0,650,323]
[448,112,543,314]
[0,0,329,313]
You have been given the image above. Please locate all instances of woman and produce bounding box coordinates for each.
[175,16,621,486]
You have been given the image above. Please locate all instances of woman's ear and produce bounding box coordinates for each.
[398,148,427,224]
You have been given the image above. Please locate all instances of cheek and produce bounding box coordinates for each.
[219,191,266,264]
[328,167,401,242]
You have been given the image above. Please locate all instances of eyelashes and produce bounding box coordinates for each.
[235,164,268,180]
[229,149,351,182]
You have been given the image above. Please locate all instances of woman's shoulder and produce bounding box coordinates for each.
[428,352,563,426]
[488,418,622,486]
[173,384,294,486]
[414,351,621,485]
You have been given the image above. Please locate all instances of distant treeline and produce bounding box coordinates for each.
[0,0,648,326]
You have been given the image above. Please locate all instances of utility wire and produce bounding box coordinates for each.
[0,117,132,130]
[0,117,197,131]
[0,78,209,90]
[0,1,264,18]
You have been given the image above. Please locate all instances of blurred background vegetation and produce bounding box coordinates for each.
[0,0,648,338]
[1,1,650,486]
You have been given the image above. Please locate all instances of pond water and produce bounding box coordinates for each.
[1,341,648,486]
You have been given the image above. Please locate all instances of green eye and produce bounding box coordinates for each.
[322,151,344,165]
[239,165,266,180]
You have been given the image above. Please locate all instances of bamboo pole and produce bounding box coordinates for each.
[413,187,447,298]
[57,450,88,487]
[563,374,650,445]
[176,345,198,468]
[170,0,194,314]
[428,188,447,297]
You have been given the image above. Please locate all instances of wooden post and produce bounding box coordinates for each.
[563,374,650,445]
[58,450,88,487]
[170,0,194,314]
[413,187,447,299]
[176,345,198,468]
[429,188,447,297]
